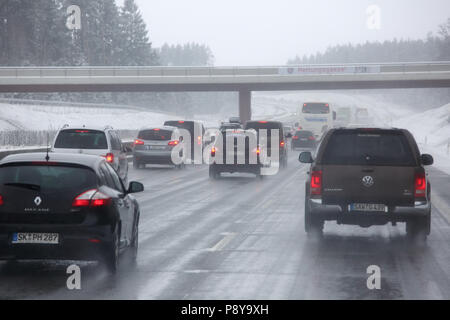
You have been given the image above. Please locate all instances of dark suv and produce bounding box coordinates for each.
[209,129,262,179]
[299,128,433,241]
[0,152,144,273]
[244,120,288,169]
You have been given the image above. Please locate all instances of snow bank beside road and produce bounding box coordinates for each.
[0,103,172,131]
[393,103,450,175]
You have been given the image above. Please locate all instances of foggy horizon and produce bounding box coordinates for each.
[130,0,450,66]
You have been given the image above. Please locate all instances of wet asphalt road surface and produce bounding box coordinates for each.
[1,151,450,300]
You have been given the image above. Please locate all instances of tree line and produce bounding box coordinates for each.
[0,0,223,116]
[288,19,450,64]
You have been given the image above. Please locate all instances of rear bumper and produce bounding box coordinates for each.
[0,224,112,261]
[292,141,316,149]
[211,163,261,174]
[309,199,430,225]
[134,150,175,165]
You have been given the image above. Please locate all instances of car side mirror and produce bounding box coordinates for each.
[420,154,433,166]
[127,181,144,193]
[299,151,313,163]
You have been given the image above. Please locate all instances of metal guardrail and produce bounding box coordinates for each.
[0,62,449,78]
[0,140,135,160]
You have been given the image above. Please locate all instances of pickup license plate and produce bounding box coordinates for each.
[12,232,59,244]
[350,203,386,212]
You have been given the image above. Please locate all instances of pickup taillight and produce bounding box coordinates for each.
[310,170,322,195]
[414,172,426,198]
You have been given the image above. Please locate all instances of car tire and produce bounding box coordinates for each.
[304,194,324,237]
[129,216,139,264]
[406,214,430,243]
[209,166,220,179]
[104,227,120,274]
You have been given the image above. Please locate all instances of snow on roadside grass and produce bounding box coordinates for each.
[0,103,172,131]
[394,103,450,175]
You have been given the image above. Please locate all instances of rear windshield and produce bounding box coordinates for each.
[220,123,241,131]
[164,121,194,133]
[0,164,97,193]
[54,129,107,149]
[302,103,330,114]
[321,131,416,166]
[245,122,282,131]
[295,131,314,137]
[138,129,172,141]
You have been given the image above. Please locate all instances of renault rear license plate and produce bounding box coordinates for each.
[12,233,59,244]
[350,203,387,212]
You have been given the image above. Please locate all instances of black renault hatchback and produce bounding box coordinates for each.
[0,152,144,273]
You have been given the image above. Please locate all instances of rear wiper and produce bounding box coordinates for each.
[3,182,41,191]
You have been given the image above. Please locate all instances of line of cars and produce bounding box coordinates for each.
[0,108,436,274]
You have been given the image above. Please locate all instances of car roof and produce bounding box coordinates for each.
[331,127,402,133]
[164,120,203,125]
[0,152,104,169]
[246,120,282,125]
[139,126,177,131]
[59,124,114,132]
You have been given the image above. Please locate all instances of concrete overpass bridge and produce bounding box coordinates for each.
[1,62,450,123]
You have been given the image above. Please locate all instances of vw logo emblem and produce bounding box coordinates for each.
[34,196,42,206]
[362,176,374,187]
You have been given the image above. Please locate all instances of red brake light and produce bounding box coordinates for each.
[168,140,179,146]
[105,153,114,163]
[414,173,426,198]
[211,147,216,156]
[178,120,185,123]
[75,130,89,133]
[0,195,4,206]
[310,171,322,195]
[134,139,144,145]
[258,121,268,123]
[197,136,202,145]
[256,147,261,155]
[72,189,111,207]
[153,128,160,131]
[280,140,285,148]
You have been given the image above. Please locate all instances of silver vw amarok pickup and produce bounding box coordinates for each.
[299,128,433,242]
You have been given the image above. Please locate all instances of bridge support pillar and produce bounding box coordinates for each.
[239,89,252,124]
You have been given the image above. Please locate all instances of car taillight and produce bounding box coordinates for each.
[0,195,3,206]
[280,140,285,148]
[310,171,322,195]
[197,136,202,145]
[255,147,261,155]
[168,140,179,146]
[308,136,315,140]
[105,153,114,163]
[134,139,144,145]
[72,189,111,207]
[211,147,216,156]
[292,136,299,140]
[414,173,426,198]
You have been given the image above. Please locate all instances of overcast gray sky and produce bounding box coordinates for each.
[128,0,450,66]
